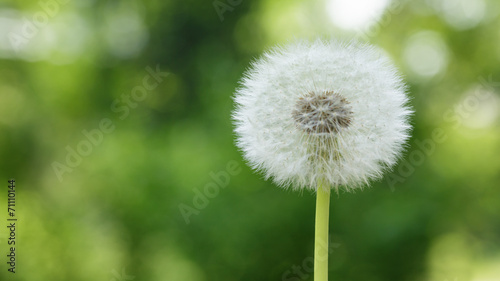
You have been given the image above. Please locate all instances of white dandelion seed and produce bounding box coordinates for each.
[232,39,412,192]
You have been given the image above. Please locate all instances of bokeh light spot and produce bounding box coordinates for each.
[403,31,449,79]
[101,7,148,59]
[461,86,499,129]
[433,0,486,30]
[326,0,390,30]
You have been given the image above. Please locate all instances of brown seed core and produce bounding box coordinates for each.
[292,91,353,134]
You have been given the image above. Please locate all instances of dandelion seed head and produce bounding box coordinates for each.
[232,39,412,192]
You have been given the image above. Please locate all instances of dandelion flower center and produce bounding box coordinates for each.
[292,91,353,134]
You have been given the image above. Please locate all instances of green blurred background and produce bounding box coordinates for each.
[1,0,499,280]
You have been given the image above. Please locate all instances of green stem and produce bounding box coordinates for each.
[314,183,331,281]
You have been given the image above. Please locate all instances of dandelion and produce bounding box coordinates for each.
[232,39,412,281]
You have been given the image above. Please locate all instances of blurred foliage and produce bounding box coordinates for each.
[0,0,500,280]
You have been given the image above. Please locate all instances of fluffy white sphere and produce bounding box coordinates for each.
[232,40,412,192]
